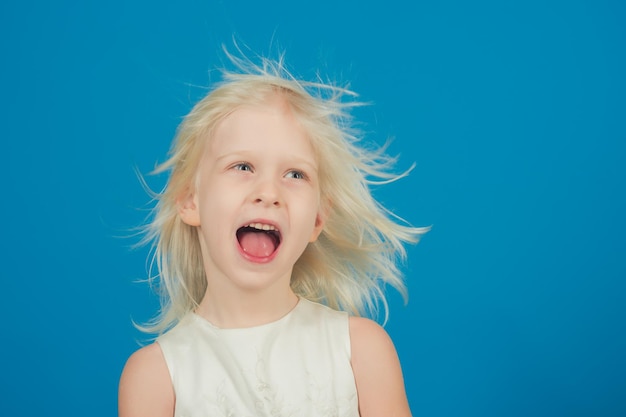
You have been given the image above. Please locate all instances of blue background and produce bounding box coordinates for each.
[1,1,624,415]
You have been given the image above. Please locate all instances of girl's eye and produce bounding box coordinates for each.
[285,170,307,180]
[233,162,253,172]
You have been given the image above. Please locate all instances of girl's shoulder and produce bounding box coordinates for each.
[348,316,397,361]
[118,343,174,417]
[348,316,412,417]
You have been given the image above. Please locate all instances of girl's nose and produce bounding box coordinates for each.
[253,179,281,207]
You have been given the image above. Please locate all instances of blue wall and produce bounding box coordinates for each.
[1,1,624,415]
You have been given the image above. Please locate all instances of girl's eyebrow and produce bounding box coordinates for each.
[285,156,319,173]
[215,151,318,172]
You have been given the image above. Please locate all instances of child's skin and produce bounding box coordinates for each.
[118,93,412,417]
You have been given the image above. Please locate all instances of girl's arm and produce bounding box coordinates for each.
[349,317,412,417]
[118,343,175,417]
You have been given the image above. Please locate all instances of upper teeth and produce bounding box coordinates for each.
[247,223,276,231]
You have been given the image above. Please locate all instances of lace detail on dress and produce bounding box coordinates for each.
[162,299,359,417]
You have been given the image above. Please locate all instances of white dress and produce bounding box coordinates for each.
[157,298,360,417]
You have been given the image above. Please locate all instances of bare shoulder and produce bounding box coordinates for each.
[118,342,174,417]
[349,317,412,417]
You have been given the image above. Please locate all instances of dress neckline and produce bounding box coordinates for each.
[190,297,304,331]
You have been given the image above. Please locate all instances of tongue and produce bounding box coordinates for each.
[239,231,275,258]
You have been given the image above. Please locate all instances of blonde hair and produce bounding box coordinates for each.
[139,53,429,334]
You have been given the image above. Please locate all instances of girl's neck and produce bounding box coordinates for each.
[195,287,299,329]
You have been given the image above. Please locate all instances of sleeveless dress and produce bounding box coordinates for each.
[157,298,360,417]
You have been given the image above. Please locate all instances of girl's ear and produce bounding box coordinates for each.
[309,199,330,243]
[177,190,201,226]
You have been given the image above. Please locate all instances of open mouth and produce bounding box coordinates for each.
[236,223,281,259]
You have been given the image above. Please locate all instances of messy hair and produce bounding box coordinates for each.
[139,51,428,334]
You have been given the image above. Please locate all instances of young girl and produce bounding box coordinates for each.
[119,53,428,417]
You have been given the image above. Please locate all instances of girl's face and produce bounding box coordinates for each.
[179,95,325,295]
